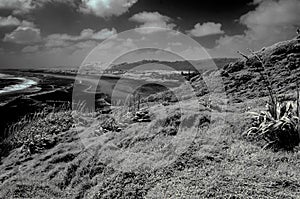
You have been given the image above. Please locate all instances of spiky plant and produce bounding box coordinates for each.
[244,100,300,151]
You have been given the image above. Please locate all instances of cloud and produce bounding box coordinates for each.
[129,11,176,33]
[211,0,300,57]
[186,22,224,37]
[0,16,20,27]
[0,0,80,15]
[241,0,300,26]
[80,28,117,40]
[22,45,39,53]
[0,0,137,17]
[168,42,182,46]
[73,40,98,49]
[178,46,210,60]
[80,0,138,18]
[3,26,115,52]
[45,28,116,47]
[0,15,34,27]
[0,0,34,13]
[3,26,41,44]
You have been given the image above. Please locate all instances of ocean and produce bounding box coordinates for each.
[0,73,38,95]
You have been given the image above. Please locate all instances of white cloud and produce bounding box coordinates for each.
[22,45,39,53]
[0,15,34,27]
[168,42,182,46]
[0,16,20,26]
[186,22,224,37]
[211,0,300,57]
[0,0,137,17]
[73,40,98,49]
[241,0,300,26]
[3,26,115,54]
[80,0,138,18]
[129,11,176,33]
[3,26,41,44]
[80,28,117,40]
[178,46,210,60]
[45,28,116,47]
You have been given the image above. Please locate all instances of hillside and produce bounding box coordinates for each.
[221,38,300,102]
[110,58,238,72]
[0,38,300,198]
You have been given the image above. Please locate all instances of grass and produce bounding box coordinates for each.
[0,86,300,198]
[158,111,182,136]
[0,107,75,159]
[0,38,299,198]
[0,100,100,159]
[95,115,121,134]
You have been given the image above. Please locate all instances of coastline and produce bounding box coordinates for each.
[0,69,182,137]
[0,77,38,95]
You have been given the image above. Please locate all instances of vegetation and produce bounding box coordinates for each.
[110,58,237,72]
[243,48,300,151]
[0,38,300,198]
[96,115,121,134]
[0,107,74,158]
[158,111,181,136]
[245,100,300,150]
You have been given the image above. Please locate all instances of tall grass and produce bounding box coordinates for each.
[0,103,74,158]
[244,49,300,151]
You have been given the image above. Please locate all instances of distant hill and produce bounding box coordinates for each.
[110,58,238,72]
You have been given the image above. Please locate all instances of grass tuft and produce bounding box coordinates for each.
[0,109,74,158]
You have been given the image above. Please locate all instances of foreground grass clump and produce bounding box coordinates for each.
[245,100,300,150]
[158,111,181,136]
[96,115,121,134]
[0,110,74,157]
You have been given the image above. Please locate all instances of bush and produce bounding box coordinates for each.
[96,116,121,133]
[244,100,300,151]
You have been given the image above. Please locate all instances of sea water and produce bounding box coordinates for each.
[0,73,38,94]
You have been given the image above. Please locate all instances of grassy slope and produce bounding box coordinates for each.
[111,58,238,72]
[0,38,300,198]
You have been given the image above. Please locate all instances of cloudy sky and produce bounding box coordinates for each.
[0,0,299,68]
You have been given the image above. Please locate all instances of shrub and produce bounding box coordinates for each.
[97,116,121,133]
[244,100,300,151]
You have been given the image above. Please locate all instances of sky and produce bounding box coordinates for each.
[0,0,299,68]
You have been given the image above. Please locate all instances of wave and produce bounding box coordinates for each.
[0,73,38,94]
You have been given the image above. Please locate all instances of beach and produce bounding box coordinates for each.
[0,69,181,137]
